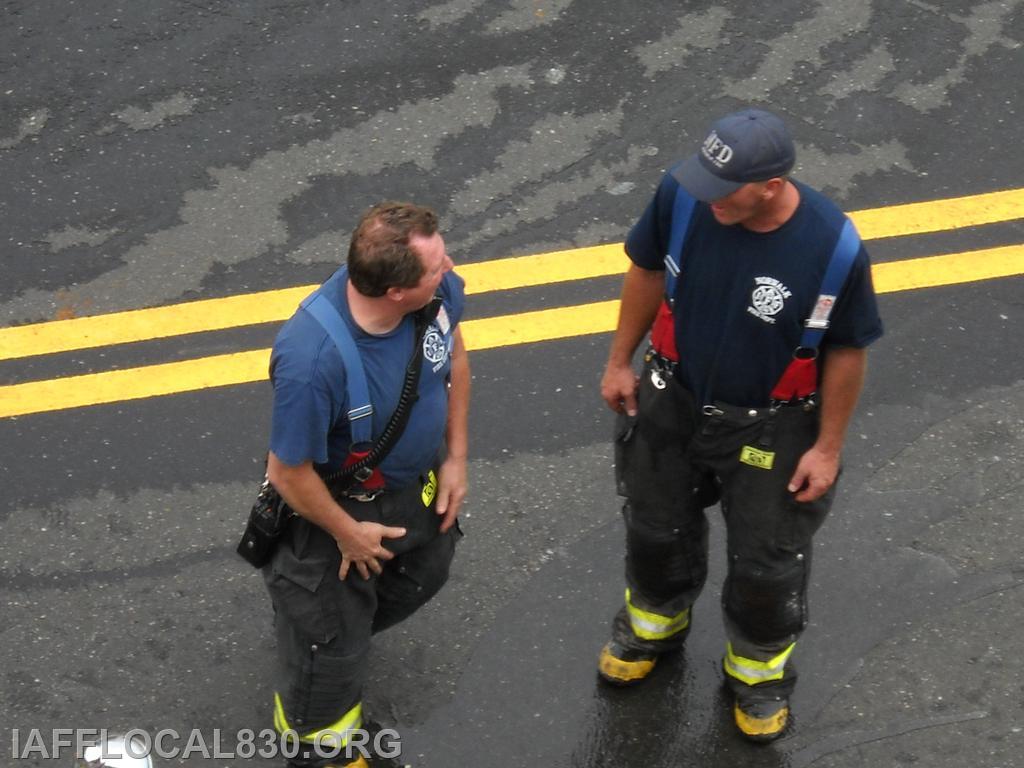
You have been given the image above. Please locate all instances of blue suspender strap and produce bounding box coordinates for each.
[663,184,697,305]
[299,290,373,445]
[797,217,861,352]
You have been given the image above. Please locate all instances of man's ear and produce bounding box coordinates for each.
[385,286,405,302]
[762,177,785,199]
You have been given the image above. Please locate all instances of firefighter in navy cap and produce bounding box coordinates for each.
[597,108,883,741]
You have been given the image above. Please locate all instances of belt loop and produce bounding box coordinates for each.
[700,404,723,435]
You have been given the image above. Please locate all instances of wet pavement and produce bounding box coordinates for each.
[2,1,1024,766]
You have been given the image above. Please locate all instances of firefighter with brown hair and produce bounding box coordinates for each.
[263,201,469,767]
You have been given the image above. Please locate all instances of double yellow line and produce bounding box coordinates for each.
[2,188,1024,418]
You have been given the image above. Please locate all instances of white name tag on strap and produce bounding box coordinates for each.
[805,294,836,330]
[436,304,451,335]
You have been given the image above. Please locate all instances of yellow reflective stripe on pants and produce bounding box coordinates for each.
[723,642,795,686]
[273,693,363,747]
[625,588,690,640]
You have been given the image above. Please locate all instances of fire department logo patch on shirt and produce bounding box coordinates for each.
[747,276,792,324]
[423,327,448,370]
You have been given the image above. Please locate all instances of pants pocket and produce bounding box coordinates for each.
[775,476,837,553]
[614,412,638,497]
[266,562,344,645]
[373,527,458,633]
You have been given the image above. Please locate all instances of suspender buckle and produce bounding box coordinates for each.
[770,395,818,412]
[793,346,818,360]
[646,346,678,375]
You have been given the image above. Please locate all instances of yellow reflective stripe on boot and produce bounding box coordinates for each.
[273,692,363,748]
[625,588,690,641]
[723,642,795,686]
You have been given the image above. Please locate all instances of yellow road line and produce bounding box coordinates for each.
[462,243,625,294]
[0,245,626,362]
[0,288,312,363]
[1,244,1022,419]
[0,351,271,417]
[872,243,1024,292]
[850,187,1024,240]
[0,304,620,418]
[2,187,1023,362]
[462,300,620,351]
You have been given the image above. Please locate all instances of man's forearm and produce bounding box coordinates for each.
[815,346,868,456]
[267,452,356,541]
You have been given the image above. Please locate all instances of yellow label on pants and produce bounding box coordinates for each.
[739,445,775,470]
[422,470,438,506]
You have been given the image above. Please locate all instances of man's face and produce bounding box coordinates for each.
[708,181,772,226]
[404,231,453,309]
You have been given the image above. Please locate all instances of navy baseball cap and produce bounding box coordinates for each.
[673,108,796,202]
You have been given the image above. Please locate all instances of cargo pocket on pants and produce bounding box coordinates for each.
[266,560,342,645]
[614,412,638,497]
[775,475,838,553]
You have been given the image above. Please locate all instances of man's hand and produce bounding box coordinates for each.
[600,264,662,415]
[435,455,467,533]
[787,446,840,502]
[601,361,640,415]
[335,521,407,580]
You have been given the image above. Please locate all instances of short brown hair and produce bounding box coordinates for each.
[347,202,439,296]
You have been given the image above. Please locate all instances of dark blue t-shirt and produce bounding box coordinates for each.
[268,267,465,489]
[626,168,883,407]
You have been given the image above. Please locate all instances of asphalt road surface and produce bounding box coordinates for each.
[2,1,1024,767]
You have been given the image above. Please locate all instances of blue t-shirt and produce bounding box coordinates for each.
[268,267,466,489]
[626,168,883,407]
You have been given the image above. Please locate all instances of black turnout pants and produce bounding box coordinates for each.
[612,358,836,701]
[263,473,458,765]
